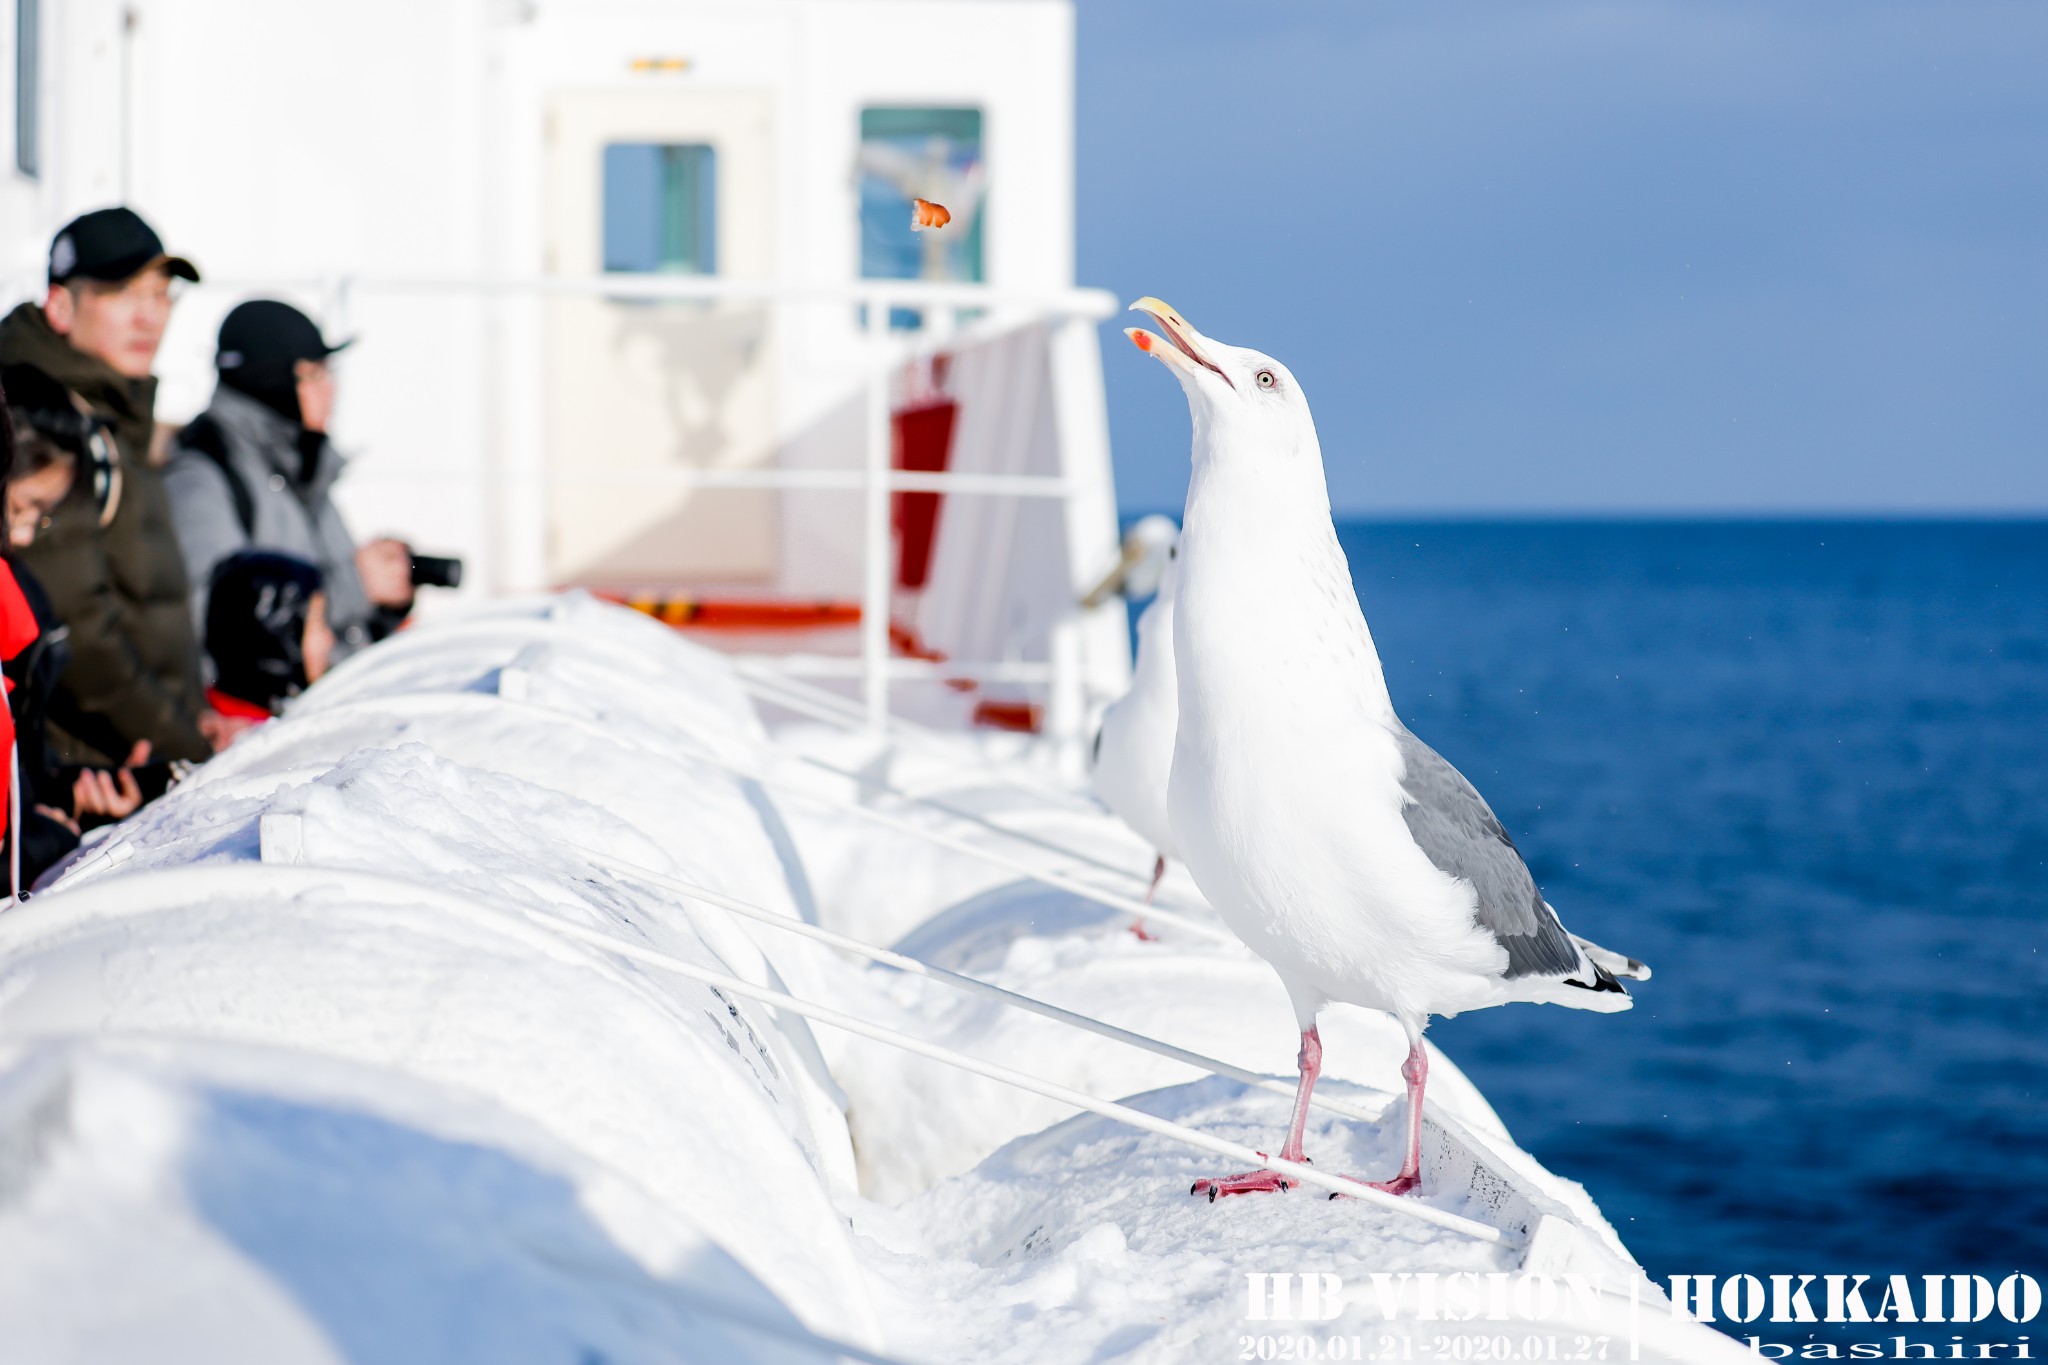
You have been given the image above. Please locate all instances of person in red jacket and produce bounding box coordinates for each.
[0,557,40,893]
[0,377,57,897]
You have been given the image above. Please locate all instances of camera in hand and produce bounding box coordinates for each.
[409,554,464,590]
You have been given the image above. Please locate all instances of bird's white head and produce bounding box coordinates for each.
[1126,297,1320,471]
[1080,512,1180,607]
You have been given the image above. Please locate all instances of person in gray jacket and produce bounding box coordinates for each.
[164,300,414,668]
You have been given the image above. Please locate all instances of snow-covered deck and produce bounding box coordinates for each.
[0,596,1745,1363]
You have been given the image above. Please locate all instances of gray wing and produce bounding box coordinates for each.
[1394,728,1583,979]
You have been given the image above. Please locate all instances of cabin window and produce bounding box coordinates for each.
[601,143,716,274]
[858,107,984,327]
[14,0,39,178]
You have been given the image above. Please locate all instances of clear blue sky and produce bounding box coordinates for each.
[1074,1,2048,516]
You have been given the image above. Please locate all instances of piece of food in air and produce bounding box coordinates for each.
[911,198,952,231]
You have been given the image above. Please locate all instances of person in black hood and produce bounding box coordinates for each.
[203,550,334,728]
[165,300,415,669]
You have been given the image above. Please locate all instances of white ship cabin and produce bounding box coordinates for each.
[0,0,1131,762]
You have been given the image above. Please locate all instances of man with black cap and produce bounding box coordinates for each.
[0,207,214,765]
[166,299,415,666]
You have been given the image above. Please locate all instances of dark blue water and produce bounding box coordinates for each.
[1143,518,2048,1342]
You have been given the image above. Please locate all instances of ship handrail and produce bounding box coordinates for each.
[175,270,1125,746]
[196,271,1120,318]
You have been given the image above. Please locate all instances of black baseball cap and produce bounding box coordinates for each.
[216,299,352,374]
[48,207,200,287]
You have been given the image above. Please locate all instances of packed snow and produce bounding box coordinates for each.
[0,593,1748,1363]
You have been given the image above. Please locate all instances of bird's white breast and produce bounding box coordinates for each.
[1166,463,1501,1022]
[1091,574,1180,859]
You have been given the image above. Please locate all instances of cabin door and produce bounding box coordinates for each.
[543,89,777,587]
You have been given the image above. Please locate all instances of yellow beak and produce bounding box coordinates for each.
[1126,297,1232,388]
[1080,536,1147,609]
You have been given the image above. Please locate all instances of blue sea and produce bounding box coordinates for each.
[1301,520,2048,1346]
[1125,518,2046,1344]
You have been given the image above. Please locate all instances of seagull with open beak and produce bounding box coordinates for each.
[1125,297,1645,1202]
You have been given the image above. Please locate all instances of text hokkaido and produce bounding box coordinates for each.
[1669,1275,2041,1326]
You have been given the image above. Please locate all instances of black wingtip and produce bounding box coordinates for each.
[1564,962,1629,996]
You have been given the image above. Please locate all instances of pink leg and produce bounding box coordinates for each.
[1191,1026,1322,1201]
[1129,855,1165,941]
[1330,1035,1427,1198]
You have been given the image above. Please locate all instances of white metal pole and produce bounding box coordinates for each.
[321,272,353,341]
[1046,617,1084,779]
[119,8,137,201]
[861,293,893,732]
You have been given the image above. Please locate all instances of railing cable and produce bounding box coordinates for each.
[570,842,1386,1128]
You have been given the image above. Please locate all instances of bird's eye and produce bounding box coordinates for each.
[1255,369,1278,389]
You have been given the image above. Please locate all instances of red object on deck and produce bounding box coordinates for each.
[888,620,947,662]
[603,591,1045,731]
[971,699,1042,733]
[600,593,949,662]
[891,399,960,591]
[595,592,862,630]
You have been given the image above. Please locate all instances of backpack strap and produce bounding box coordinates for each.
[178,414,257,539]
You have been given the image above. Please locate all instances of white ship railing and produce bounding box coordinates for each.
[198,272,1125,743]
